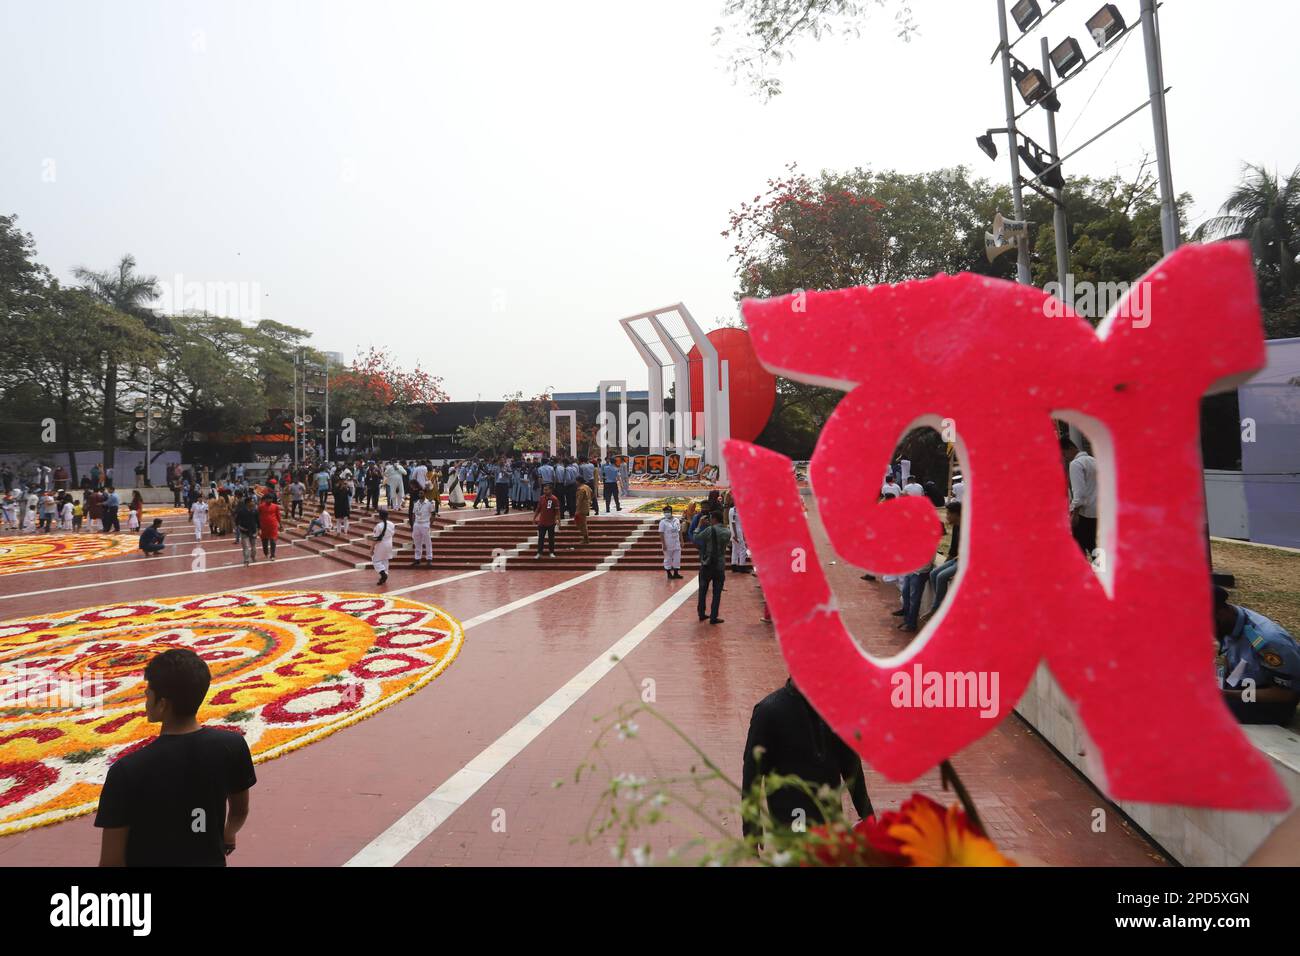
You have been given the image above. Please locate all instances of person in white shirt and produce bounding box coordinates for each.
[881,477,902,499]
[1,494,16,530]
[59,498,74,531]
[371,508,396,585]
[411,491,435,567]
[950,474,965,503]
[1061,436,1098,556]
[307,507,333,536]
[190,496,209,541]
[728,499,751,573]
[383,463,406,512]
[903,478,925,497]
[658,506,682,580]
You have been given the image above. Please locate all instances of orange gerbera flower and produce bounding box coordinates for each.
[855,794,1015,867]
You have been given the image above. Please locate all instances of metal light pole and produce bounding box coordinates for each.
[1141,0,1178,254]
[324,355,330,464]
[292,352,300,469]
[134,375,162,487]
[997,0,1032,285]
[144,375,153,487]
[1042,36,1070,305]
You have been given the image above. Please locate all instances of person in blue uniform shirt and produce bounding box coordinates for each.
[1214,586,1300,725]
[601,457,622,512]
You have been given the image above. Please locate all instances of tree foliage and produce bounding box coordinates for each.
[727,163,1188,462]
[456,391,556,457]
[329,346,449,438]
[0,213,449,468]
[1193,162,1300,338]
[715,0,917,100]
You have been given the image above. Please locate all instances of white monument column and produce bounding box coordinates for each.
[597,379,628,460]
[619,319,665,454]
[649,315,693,451]
[677,303,726,484]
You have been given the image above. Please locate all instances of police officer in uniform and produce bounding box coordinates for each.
[1214,586,1300,725]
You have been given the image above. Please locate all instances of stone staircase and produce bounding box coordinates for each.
[273,504,744,573]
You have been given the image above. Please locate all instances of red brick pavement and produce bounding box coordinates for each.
[0,504,1164,866]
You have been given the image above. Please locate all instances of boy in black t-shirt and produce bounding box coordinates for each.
[95,648,256,866]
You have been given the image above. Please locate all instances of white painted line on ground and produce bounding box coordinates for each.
[386,569,491,595]
[0,552,322,600]
[344,573,698,867]
[0,540,249,578]
[229,566,365,592]
[458,569,605,627]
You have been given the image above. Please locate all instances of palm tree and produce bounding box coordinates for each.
[73,255,166,472]
[1193,163,1300,297]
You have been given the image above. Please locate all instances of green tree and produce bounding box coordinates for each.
[1027,162,1191,307]
[727,164,1010,458]
[1193,162,1300,339]
[456,392,555,457]
[1193,163,1299,299]
[72,255,167,470]
[145,314,313,447]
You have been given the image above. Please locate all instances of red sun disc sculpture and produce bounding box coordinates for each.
[688,327,777,444]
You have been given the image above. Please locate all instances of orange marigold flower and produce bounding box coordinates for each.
[854,794,1015,867]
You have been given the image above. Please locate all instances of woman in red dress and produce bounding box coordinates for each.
[257,493,282,561]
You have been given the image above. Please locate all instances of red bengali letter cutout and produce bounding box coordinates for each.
[725,242,1288,810]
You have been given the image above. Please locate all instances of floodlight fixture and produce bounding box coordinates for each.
[1086,4,1126,47]
[976,131,999,161]
[1049,36,1087,78]
[1018,141,1065,190]
[1010,0,1043,32]
[1009,56,1061,111]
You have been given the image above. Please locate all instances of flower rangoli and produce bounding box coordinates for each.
[0,590,464,835]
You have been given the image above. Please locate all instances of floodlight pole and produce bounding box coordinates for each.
[1042,37,1070,307]
[997,0,1032,285]
[292,352,299,469]
[324,356,330,463]
[1141,0,1178,254]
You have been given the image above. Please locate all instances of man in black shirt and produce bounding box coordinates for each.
[96,648,256,866]
[741,678,873,842]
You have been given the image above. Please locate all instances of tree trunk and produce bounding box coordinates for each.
[102,357,117,474]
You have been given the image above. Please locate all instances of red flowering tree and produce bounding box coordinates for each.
[724,163,1006,460]
[329,346,448,441]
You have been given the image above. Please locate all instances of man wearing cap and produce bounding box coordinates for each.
[658,505,682,581]
[950,473,965,504]
[1214,586,1300,725]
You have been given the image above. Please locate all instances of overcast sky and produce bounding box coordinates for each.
[4,0,1296,400]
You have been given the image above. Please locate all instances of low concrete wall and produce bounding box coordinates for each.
[1016,664,1299,865]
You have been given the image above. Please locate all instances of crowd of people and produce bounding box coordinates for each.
[1,482,147,535]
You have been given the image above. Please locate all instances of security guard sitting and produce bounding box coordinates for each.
[1214,586,1300,726]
